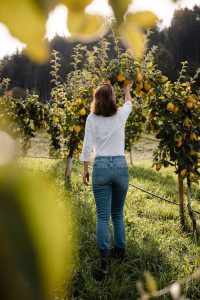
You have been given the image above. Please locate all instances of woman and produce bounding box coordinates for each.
[80,82,133,281]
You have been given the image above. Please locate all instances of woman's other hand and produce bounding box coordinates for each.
[83,161,90,185]
[83,171,89,185]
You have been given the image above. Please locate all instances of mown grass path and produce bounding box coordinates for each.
[19,158,200,300]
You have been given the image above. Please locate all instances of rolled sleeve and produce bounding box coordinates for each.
[80,115,93,161]
[118,101,133,122]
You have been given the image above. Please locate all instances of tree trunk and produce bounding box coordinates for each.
[187,180,197,236]
[178,174,185,227]
[65,146,74,180]
[65,156,73,179]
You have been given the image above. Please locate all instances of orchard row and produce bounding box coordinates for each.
[0,36,199,184]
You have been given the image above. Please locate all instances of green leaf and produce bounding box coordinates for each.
[119,22,145,57]
[144,271,157,293]
[68,11,103,39]
[0,0,49,62]
[108,0,131,25]
[60,0,92,12]
[126,11,158,28]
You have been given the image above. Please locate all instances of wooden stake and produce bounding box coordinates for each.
[187,180,197,237]
[178,174,185,227]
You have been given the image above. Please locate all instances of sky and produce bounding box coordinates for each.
[0,0,199,59]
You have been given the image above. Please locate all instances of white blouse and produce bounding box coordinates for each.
[80,101,133,161]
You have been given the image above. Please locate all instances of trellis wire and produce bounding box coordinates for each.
[23,156,200,216]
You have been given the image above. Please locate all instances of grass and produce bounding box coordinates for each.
[18,158,200,300]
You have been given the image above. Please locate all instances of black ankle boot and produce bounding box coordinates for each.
[115,246,125,260]
[92,249,110,282]
[111,246,125,261]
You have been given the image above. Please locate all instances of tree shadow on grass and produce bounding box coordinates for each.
[50,160,200,300]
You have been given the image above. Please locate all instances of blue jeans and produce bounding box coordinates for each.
[92,156,129,250]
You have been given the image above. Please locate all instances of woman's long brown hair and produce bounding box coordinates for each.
[91,84,117,117]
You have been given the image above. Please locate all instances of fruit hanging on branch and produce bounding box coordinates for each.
[148,62,200,232]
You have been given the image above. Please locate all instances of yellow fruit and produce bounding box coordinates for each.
[16,127,21,133]
[176,140,183,147]
[79,108,86,116]
[135,86,141,94]
[104,79,111,84]
[166,102,175,112]
[186,102,193,109]
[190,132,197,141]
[135,73,143,83]
[156,162,162,171]
[117,73,125,82]
[137,83,143,90]
[144,81,151,91]
[75,98,82,105]
[174,134,182,142]
[173,106,179,113]
[180,169,187,177]
[183,117,190,128]
[140,91,146,98]
[188,95,196,104]
[74,125,81,133]
[190,150,196,156]
[188,172,196,181]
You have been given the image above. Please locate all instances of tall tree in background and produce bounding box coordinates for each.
[149,6,200,81]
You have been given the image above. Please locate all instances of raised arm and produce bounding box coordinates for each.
[118,82,133,123]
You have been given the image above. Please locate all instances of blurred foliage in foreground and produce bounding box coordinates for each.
[0,133,74,300]
[1,6,199,102]
[0,0,158,62]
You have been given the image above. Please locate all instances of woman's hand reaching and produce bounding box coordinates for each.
[124,81,133,91]
[123,81,133,102]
